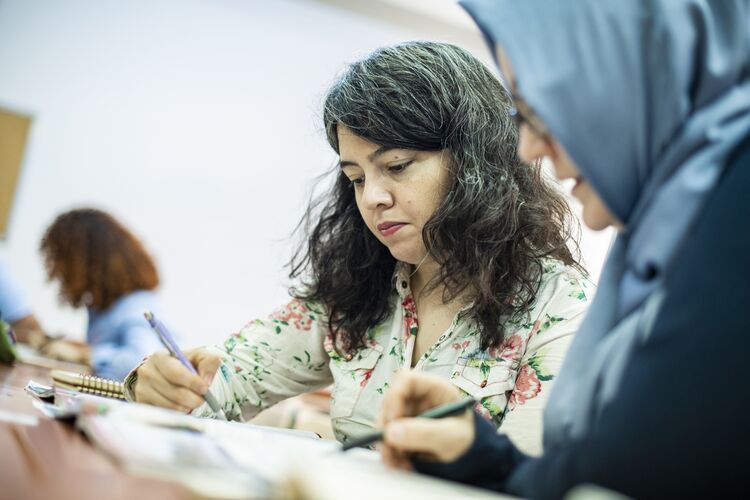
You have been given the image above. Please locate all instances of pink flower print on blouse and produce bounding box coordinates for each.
[295,314,314,331]
[452,340,470,351]
[270,299,315,331]
[360,368,374,388]
[402,295,419,339]
[488,333,524,361]
[508,363,542,408]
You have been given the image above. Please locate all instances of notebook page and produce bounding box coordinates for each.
[77,414,267,498]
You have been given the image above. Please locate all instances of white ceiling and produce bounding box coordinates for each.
[307,0,481,35]
[375,0,478,31]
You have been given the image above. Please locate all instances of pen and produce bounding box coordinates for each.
[340,396,477,452]
[143,311,228,421]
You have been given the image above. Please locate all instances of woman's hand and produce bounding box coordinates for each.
[378,371,475,470]
[10,315,47,349]
[133,348,221,413]
[40,338,91,365]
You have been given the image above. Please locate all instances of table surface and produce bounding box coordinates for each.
[0,362,189,500]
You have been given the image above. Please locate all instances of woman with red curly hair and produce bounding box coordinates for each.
[40,208,169,380]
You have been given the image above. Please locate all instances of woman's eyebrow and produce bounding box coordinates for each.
[339,146,396,168]
[368,145,394,162]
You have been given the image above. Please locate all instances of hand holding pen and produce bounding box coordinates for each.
[377,371,478,469]
[342,396,476,452]
[133,311,227,420]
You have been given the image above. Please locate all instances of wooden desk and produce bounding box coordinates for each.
[0,363,189,500]
[0,363,515,500]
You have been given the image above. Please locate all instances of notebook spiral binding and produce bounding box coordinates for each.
[50,369,127,400]
[77,374,126,400]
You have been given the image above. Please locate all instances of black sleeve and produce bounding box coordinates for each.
[503,141,750,499]
[412,411,528,492]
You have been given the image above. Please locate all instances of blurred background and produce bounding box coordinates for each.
[0,0,613,347]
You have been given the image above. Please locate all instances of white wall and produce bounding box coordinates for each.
[0,0,612,347]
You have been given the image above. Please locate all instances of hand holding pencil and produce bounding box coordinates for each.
[377,371,477,470]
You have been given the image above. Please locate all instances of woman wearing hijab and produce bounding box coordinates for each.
[378,1,750,498]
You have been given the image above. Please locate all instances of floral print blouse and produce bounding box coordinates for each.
[125,260,591,455]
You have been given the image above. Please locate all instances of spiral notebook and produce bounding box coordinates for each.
[50,369,126,400]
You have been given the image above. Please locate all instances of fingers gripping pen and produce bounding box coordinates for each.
[144,311,228,420]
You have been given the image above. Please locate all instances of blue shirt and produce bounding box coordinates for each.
[0,257,33,323]
[87,290,173,381]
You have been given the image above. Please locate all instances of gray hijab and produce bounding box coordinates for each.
[460,0,750,444]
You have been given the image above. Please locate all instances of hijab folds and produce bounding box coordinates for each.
[460,0,750,444]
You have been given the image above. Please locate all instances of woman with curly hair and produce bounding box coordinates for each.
[127,41,591,454]
[40,208,167,380]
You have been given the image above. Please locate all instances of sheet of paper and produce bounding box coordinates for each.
[80,415,231,467]
[206,421,338,482]
[282,451,517,500]
[71,397,386,497]
[77,414,267,498]
[0,408,38,426]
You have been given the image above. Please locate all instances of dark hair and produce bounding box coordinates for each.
[290,41,582,353]
[40,208,159,310]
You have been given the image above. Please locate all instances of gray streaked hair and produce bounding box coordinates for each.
[290,41,582,353]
